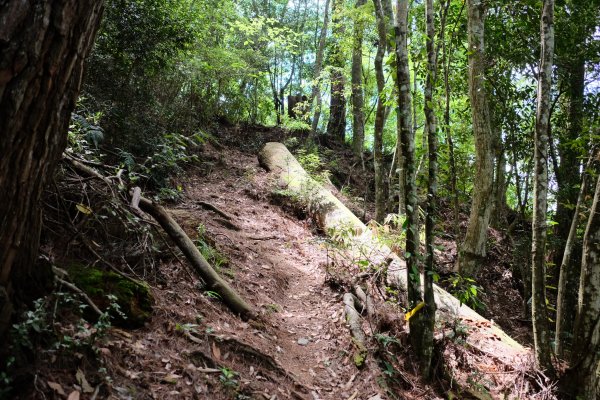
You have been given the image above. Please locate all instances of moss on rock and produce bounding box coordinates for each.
[66,264,153,328]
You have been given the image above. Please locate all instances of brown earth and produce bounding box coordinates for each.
[16,125,546,400]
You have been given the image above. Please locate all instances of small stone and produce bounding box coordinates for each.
[297,338,310,346]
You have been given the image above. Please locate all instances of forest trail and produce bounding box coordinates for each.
[112,141,387,399]
[179,145,378,398]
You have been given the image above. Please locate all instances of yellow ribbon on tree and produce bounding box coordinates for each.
[404,301,425,321]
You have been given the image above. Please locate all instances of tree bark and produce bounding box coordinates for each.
[373,0,390,223]
[421,0,438,379]
[442,17,459,237]
[394,0,427,370]
[456,0,494,277]
[555,150,596,357]
[531,0,555,374]
[325,0,347,141]
[351,0,367,156]
[310,0,331,133]
[0,0,105,340]
[566,171,600,398]
[553,0,590,276]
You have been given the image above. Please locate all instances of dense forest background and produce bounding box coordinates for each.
[1,0,600,399]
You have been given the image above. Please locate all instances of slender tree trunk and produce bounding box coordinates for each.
[555,150,596,357]
[492,139,507,227]
[395,0,424,371]
[310,0,331,133]
[351,0,367,156]
[456,0,494,277]
[442,12,459,237]
[531,0,555,374]
[373,0,390,223]
[0,0,105,340]
[326,0,347,141]
[421,0,437,378]
[565,170,600,398]
[553,41,586,276]
[396,115,407,215]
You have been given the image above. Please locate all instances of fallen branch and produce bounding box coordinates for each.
[64,156,256,320]
[137,197,255,319]
[52,268,103,316]
[354,286,374,318]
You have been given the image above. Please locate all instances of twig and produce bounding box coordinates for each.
[248,235,278,241]
[55,276,103,316]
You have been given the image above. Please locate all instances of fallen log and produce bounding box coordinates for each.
[342,292,368,367]
[64,156,256,320]
[259,142,531,395]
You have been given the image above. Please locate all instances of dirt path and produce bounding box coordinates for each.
[158,146,382,399]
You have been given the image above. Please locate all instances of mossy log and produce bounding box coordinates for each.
[66,264,153,328]
[259,142,529,393]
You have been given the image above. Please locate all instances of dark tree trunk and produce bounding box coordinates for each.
[351,0,366,156]
[326,0,347,141]
[422,0,438,378]
[373,0,390,223]
[0,0,105,339]
[310,0,330,133]
[395,0,424,372]
[555,150,596,357]
[565,170,600,398]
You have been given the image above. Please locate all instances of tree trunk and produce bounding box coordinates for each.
[0,0,105,340]
[456,0,494,277]
[421,0,438,378]
[566,171,600,398]
[310,0,331,133]
[394,0,426,368]
[553,0,588,275]
[351,0,366,156]
[442,26,459,237]
[326,0,347,141]
[531,0,555,374]
[492,138,507,227]
[555,150,596,357]
[373,0,390,223]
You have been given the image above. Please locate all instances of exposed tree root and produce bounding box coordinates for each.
[181,329,312,396]
[196,200,234,221]
[214,217,242,231]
